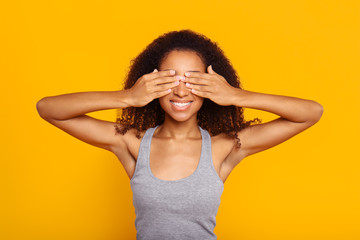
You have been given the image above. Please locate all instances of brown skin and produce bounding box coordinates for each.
[36,50,323,184]
[116,50,235,182]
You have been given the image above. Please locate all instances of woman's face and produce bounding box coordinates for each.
[158,50,206,123]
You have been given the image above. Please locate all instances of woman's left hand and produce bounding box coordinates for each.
[183,65,239,106]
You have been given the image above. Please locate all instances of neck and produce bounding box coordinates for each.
[156,115,200,139]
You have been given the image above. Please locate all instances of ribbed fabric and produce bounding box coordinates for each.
[130,125,224,240]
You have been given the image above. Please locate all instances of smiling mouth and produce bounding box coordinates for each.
[170,101,193,107]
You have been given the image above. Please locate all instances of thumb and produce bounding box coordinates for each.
[207,65,215,74]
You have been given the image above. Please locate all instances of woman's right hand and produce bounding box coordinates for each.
[127,69,180,107]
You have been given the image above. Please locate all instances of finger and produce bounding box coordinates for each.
[183,76,209,86]
[185,83,212,93]
[153,88,172,99]
[207,65,217,74]
[184,71,211,79]
[189,88,210,98]
[144,76,178,95]
[146,69,175,80]
[153,76,180,86]
[154,79,180,92]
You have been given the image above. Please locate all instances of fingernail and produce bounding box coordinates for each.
[174,81,179,85]
[186,83,190,87]
[185,72,190,77]
[175,75,180,80]
[180,76,185,81]
[170,70,175,75]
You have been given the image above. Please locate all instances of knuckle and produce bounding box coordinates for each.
[160,70,170,76]
[144,82,151,91]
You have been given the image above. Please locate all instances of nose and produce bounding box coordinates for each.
[173,79,190,98]
[173,81,190,98]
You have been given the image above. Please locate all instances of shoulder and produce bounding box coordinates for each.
[110,126,148,179]
[209,129,249,171]
[209,132,237,161]
[111,125,147,157]
[208,129,241,148]
[123,127,148,144]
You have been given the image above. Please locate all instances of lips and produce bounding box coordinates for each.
[170,100,193,110]
[170,101,192,107]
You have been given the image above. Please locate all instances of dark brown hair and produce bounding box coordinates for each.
[115,29,260,147]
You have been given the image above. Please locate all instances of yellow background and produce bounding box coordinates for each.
[1,0,359,239]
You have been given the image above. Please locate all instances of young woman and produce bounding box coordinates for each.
[36,29,323,240]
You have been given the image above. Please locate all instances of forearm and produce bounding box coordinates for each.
[233,89,323,123]
[36,89,132,120]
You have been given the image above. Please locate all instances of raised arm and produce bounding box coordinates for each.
[37,91,131,120]
[182,65,323,167]
[36,69,178,153]
[231,90,323,158]
[36,90,133,151]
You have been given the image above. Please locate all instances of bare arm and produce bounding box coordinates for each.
[224,89,323,168]
[238,90,323,124]
[36,69,178,153]
[182,66,323,168]
[36,90,133,151]
[163,65,324,185]
[37,90,132,120]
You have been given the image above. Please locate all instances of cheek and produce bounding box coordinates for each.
[196,96,204,105]
[195,98,204,110]
[158,97,168,109]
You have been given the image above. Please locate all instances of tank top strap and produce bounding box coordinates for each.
[133,125,219,182]
[130,125,224,239]
[197,125,213,171]
[135,125,159,170]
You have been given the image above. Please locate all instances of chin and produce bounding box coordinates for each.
[167,114,196,123]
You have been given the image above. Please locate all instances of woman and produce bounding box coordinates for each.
[36,29,323,239]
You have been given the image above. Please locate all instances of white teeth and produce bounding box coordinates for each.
[171,101,191,107]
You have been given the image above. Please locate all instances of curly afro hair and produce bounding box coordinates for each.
[115,29,260,147]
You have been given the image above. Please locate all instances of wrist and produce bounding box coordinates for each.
[114,89,133,108]
[232,88,248,107]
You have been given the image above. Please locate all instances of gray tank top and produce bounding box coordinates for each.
[130,125,224,240]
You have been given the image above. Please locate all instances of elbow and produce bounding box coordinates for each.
[36,97,50,120]
[309,101,324,124]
